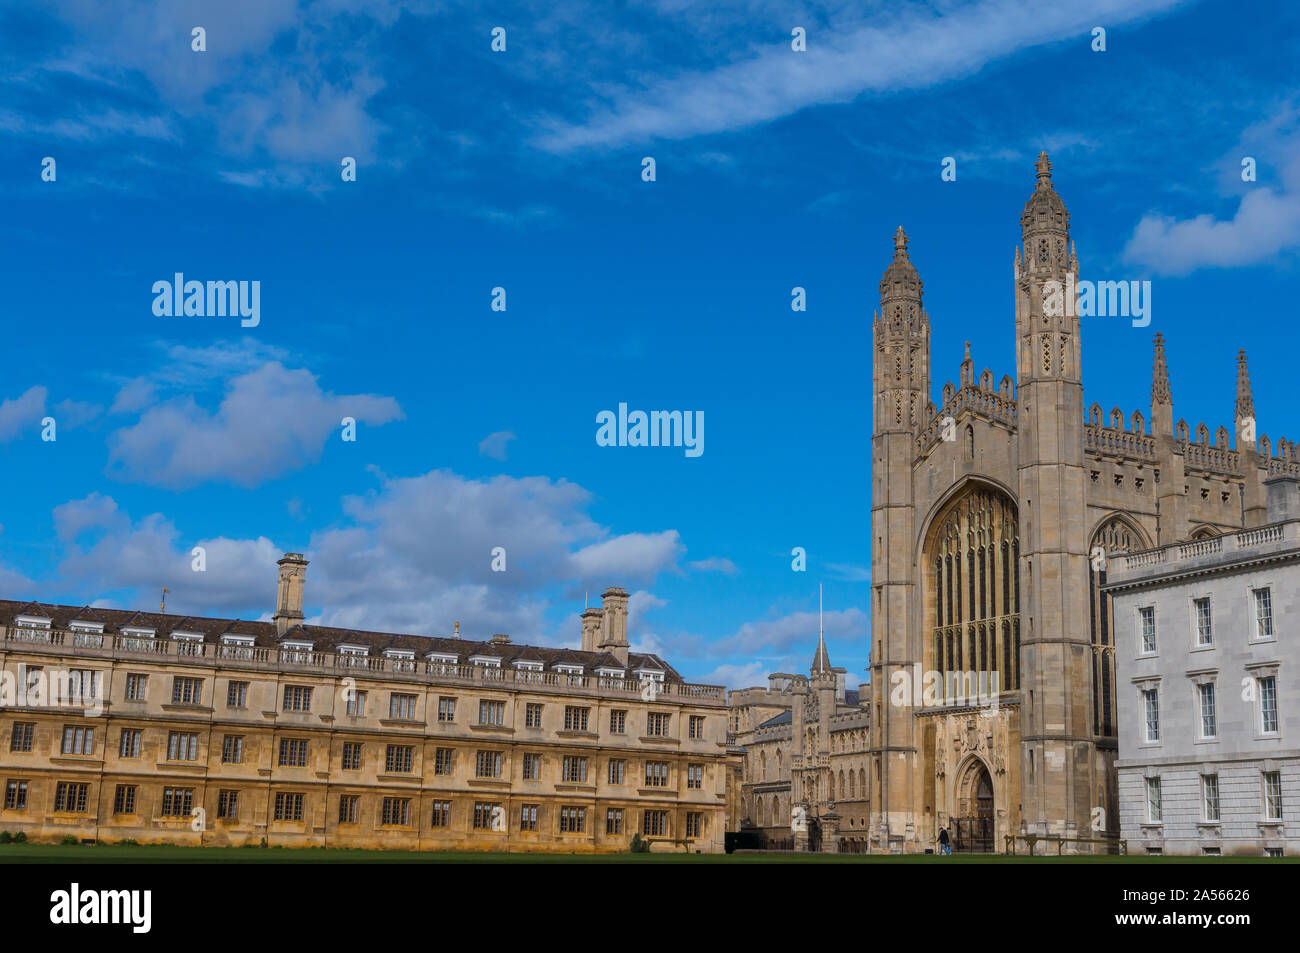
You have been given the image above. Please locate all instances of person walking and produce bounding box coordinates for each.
[937,826,952,856]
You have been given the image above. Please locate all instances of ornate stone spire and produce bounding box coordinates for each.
[1151,332,1173,436]
[1235,349,1255,420]
[1035,150,1053,189]
[881,226,920,289]
[1152,332,1172,403]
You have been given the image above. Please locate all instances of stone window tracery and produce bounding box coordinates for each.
[926,487,1020,704]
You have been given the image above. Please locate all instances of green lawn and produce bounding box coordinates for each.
[0,843,1291,863]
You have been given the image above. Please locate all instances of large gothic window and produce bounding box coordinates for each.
[1089,517,1150,738]
[925,485,1020,704]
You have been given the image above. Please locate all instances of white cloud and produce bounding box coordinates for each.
[713,606,868,657]
[827,562,870,582]
[699,660,771,690]
[688,556,739,576]
[478,430,517,461]
[52,399,103,430]
[534,0,1187,152]
[569,531,683,582]
[0,386,47,442]
[107,360,403,488]
[53,493,282,614]
[44,467,690,645]
[1124,100,1300,274]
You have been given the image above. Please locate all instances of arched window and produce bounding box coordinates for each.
[925,485,1020,703]
[1089,516,1150,739]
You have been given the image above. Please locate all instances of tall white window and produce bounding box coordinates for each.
[1143,689,1160,743]
[1203,775,1220,822]
[1198,683,1217,739]
[1146,777,1162,823]
[1139,607,1157,654]
[1264,771,1283,821]
[1194,597,1213,646]
[1260,676,1279,735]
[1254,588,1274,639]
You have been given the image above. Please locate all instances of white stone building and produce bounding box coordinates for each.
[1106,475,1300,856]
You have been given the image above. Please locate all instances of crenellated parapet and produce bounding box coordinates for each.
[914,347,1017,457]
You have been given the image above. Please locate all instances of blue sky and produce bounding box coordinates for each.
[1,0,1297,688]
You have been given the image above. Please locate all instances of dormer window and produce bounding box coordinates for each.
[595,667,625,680]
[384,649,416,673]
[338,645,369,668]
[220,635,255,660]
[280,641,314,663]
[13,616,52,642]
[425,652,459,672]
[554,663,584,685]
[514,660,544,681]
[68,621,105,648]
[469,656,502,668]
[120,627,156,651]
[172,631,204,657]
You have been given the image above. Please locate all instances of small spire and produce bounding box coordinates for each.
[1235,349,1255,420]
[963,340,972,362]
[811,584,832,676]
[893,225,909,257]
[1035,151,1053,188]
[1152,332,1172,405]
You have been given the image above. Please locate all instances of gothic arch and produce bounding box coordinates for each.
[920,479,1021,703]
[1087,511,1153,556]
[1188,525,1221,540]
[953,755,995,818]
[1086,514,1152,741]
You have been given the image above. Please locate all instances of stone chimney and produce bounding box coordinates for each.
[1264,475,1300,524]
[580,608,604,653]
[597,587,629,665]
[273,553,309,636]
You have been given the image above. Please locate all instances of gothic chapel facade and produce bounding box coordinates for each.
[866,154,1298,852]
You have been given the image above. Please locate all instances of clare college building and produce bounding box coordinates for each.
[0,555,730,852]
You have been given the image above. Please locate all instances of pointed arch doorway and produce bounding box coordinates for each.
[952,759,995,853]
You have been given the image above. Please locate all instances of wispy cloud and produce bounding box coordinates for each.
[478,430,517,461]
[534,0,1189,152]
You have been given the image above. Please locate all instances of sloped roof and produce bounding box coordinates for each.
[0,599,682,681]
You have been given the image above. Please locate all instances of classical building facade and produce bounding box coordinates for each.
[868,153,1300,852]
[1107,475,1299,856]
[731,635,871,851]
[0,555,730,853]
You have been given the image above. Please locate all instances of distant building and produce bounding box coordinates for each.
[729,635,870,852]
[1106,475,1300,856]
[0,555,729,852]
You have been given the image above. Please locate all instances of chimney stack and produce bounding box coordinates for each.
[598,587,630,665]
[1264,475,1300,524]
[273,553,309,636]
[580,608,604,653]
